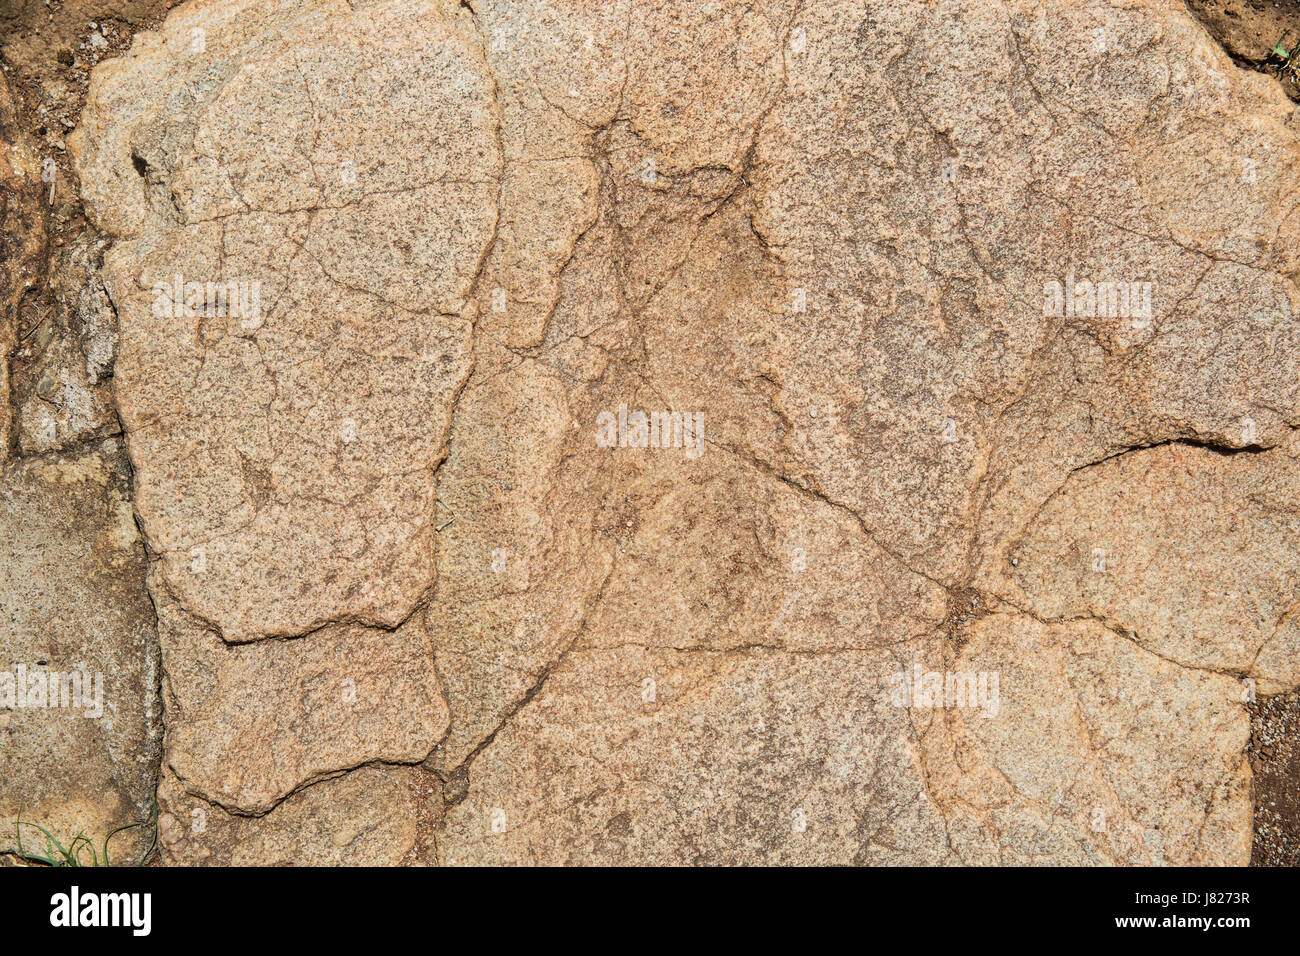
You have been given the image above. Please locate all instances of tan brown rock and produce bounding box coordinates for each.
[156,764,440,866]
[1001,436,1300,694]
[0,442,160,863]
[441,644,952,866]
[70,0,490,643]
[59,0,1300,865]
[919,614,1251,865]
[155,577,449,814]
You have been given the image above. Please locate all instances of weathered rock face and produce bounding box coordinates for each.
[0,443,161,863]
[12,231,123,456]
[154,576,448,814]
[32,0,1300,863]
[155,764,441,865]
[0,70,46,460]
[72,0,489,643]
[1006,437,1300,693]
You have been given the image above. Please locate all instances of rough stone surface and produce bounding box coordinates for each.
[1003,437,1300,694]
[0,442,160,862]
[13,232,122,455]
[155,576,449,814]
[0,0,1292,865]
[156,764,440,865]
[71,0,489,643]
[919,614,1251,865]
[0,69,46,460]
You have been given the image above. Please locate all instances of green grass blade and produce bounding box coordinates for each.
[102,820,141,867]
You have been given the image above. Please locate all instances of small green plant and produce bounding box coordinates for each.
[13,803,158,867]
[1267,34,1299,84]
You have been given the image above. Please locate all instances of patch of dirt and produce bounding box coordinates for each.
[1,2,175,419]
[1250,691,1300,866]
[1184,0,1300,100]
[1,1,175,230]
